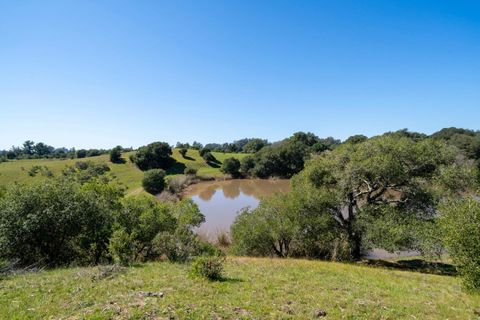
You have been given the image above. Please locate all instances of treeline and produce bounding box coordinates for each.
[0,140,134,161]
[176,138,270,154]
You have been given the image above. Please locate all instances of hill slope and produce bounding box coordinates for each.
[0,149,249,194]
[0,257,478,319]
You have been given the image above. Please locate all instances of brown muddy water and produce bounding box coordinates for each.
[183,179,290,240]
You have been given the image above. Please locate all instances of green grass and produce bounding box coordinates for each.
[0,149,249,194]
[0,257,478,319]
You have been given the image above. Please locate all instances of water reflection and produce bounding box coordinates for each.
[184,179,290,240]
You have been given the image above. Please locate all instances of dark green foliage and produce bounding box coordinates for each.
[241,139,268,153]
[110,198,205,265]
[76,149,87,158]
[250,140,306,178]
[179,148,188,158]
[199,148,211,157]
[345,134,368,144]
[109,196,176,265]
[191,141,203,150]
[440,198,480,292]
[190,255,225,280]
[232,135,478,261]
[202,151,217,164]
[240,156,255,175]
[142,169,166,194]
[241,132,341,178]
[221,157,241,177]
[0,179,121,267]
[131,142,173,171]
[110,146,124,163]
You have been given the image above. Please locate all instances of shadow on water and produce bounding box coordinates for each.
[362,259,457,276]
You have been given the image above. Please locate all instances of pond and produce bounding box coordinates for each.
[183,179,290,240]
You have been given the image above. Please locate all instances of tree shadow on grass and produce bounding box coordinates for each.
[166,161,187,175]
[217,276,244,283]
[206,157,222,168]
[182,155,196,161]
[362,259,457,276]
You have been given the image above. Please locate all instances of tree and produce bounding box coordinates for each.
[440,197,480,292]
[221,157,241,177]
[242,139,267,153]
[345,134,368,144]
[131,142,173,171]
[179,148,188,158]
[22,140,35,155]
[191,141,203,150]
[110,146,124,163]
[292,136,474,260]
[142,169,166,194]
[77,149,87,158]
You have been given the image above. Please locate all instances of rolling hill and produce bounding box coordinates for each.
[0,149,250,195]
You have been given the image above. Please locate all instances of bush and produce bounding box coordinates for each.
[179,148,188,158]
[0,179,121,266]
[109,196,176,265]
[110,198,204,265]
[190,255,225,280]
[110,146,124,163]
[240,156,255,175]
[131,142,173,171]
[142,169,166,194]
[440,197,480,292]
[221,157,241,177]
[184,167,197,175]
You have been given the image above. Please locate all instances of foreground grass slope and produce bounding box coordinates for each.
[0,149,248,194]
[1,257,479,319]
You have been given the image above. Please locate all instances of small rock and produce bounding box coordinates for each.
[314,309,327,317]
[139,291,164,298]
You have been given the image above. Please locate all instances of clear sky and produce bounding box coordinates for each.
[1,0,479,149]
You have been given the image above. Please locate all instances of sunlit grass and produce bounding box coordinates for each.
[0,257,478,319]
[0,149,249,194]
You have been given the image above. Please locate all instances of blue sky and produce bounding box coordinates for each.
[1,0,479,149]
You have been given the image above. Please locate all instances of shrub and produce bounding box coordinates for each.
[110,146,124,163]
[0,179,121,266]
[109,198,204,265]
[142,169,166,194]
[440,197,480,292]
[190,255,225,280]
[240,156,255,175]
[184,167,198,175]
[221,157,241,177]
[109,196,176,265]
[179,148,188,158]
[131,142,173,171]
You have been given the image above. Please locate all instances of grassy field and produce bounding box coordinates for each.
[0,257,478,319]
[0,149,249,194]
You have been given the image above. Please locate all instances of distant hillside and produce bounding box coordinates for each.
[0,149,249,194]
